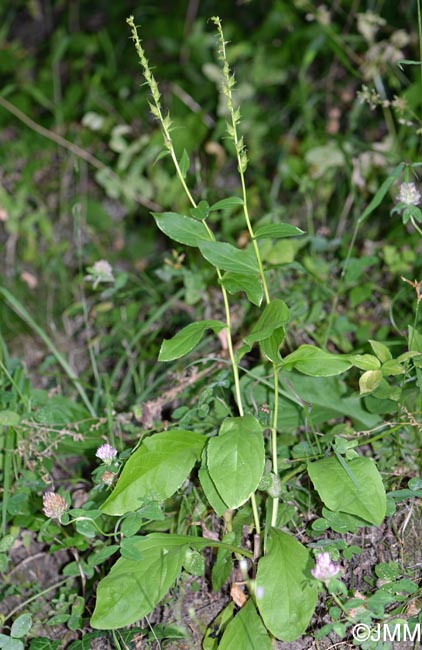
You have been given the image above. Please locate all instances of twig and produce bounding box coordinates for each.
[0,95,160,211]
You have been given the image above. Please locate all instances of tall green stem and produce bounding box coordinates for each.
[213,17,282,529]
[418,0,422,129]
[127,17,259,529]
[271,366,280,526]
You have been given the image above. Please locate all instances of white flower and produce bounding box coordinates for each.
[311,552,341,582]
[398,182,421,206]
[92,260,114,278]
[85,260,114,288]
[96,443,118,464]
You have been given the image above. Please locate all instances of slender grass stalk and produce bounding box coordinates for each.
[111,631,125,650]
[126,17,259,530]
[2,576,75,623]
[109,287,185,392]
[0,361,27,405]
[410,214,422,238]
[323,162,405,347]
[0,95,159,212]
[73,202,102,396]
[0,287,96,417]
[2,427,14,535]
[418,0,422,128]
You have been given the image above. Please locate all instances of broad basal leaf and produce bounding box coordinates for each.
[159,320,226,362]
[199,241,259,274]
[101,430,206,515]
[281,345,352,376]
[207,415,264,509]
[218,599,272,650]
[152,212,212,247]
[199,451,228,517]
[308,455,386,526]
[91,536,187,629]
[256,529,317,641]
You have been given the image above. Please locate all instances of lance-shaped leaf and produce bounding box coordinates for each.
[253,223,305,239]
[256,529,317,641]
[209,196,244,211]
[207,415,264,509]
[159,320,226,362]
[349,354,380,371]
[369,339,392,363]
[244,299,290,346]
[101,430,206,515]
[237,300,290,362]
[152,212,213,247]
[199,241,259,274]
[281,344,352,376]
[220,271,263,307]
[308,455,386,526]
[179,149,190,178]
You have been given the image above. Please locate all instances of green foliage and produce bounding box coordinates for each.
[2,2,422,648]
[218,599,272,649]
[159,320,226,361]
[256,530,318,641]
[308,456,386,526]
[206,415,264,509]
[91,536,187,629]
[0,615,32,650]
[101,430,206,515]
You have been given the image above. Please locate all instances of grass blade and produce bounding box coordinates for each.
[0,287,96,416]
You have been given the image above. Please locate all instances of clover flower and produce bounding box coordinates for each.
[85,260,114,288]
[311,552,341,582]
[101,470,116,486]
[96,443,118,464]
[43,492,68,520]
[398,182,421,206]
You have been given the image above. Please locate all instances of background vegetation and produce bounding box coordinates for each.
[0,1,421,648]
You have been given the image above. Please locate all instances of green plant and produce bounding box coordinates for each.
[2,4,422,648]
[0,614,32,650]
[85,16,422,646]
